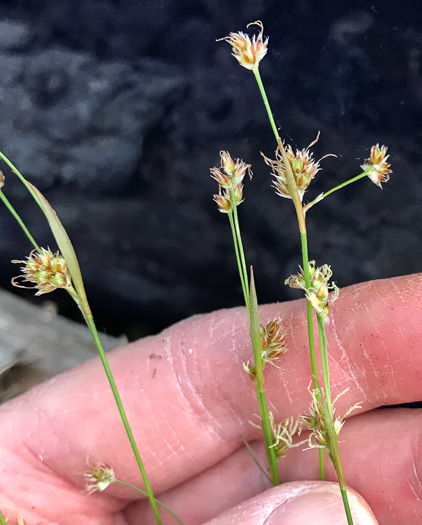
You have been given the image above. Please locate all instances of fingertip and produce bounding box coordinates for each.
[206,482,378,525]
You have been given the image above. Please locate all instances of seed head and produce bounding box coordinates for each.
[268,413,307,458]
[262,133,333,201]
[210,151,250,213]
[361,144,391,188]
[218,21,268,71]
[285,261,339,318]
[0,170,5,189]
[84,462,116,494]
[12,248,74,296]
[300,386,361,457]
[260,317,288,364]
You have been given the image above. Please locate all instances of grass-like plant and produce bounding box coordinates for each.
[0,19,392,525]
[211,21,391,524]
[0,153,183,524]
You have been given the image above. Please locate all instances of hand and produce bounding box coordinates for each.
[1,274,421,524]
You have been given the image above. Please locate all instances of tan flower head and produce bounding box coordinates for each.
[84,462,116,494]
[285,261,339,318]
[263,133,334,201]
[0,170,5,189]
[300,386,361,458]
[12,248,74,296]
[211,151,250,213]
[361,144,391,188]
[218,21,268,71]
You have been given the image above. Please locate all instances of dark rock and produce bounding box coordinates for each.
[0,0,420,337]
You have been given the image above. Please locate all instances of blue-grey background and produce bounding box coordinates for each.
[0,1,420,338]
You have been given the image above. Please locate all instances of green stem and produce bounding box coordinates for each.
[0,151,46,215]
[249,270,279,485]
[0,510,7,525]
[253,69,304,226]
[304,171,370,213]
[84,315,163,525]
[300,230,325,478]
[228,191,249,308]
[114,479,184,525]
[0,190,40,251]
[322,395,354,525]
[317,313,331,408]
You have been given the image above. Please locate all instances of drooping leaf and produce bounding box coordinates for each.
[28,182,91,316]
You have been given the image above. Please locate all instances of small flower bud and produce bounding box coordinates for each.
[220,151,236,176]
[213,188,232,213]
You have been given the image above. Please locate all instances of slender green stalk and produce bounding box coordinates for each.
[228,191,249,308]
[322,394,354,525]
[317,313,331,408]
[0,510,7,525]
[226,193,278,484]
[0,151,45,215]
[253,67,324,481]
[304,171,370,213]
[253,69,304,228]
[0,191,40,251]
[84,315,163,525]
[114,479,184,525]
[249,271,280,485]
[300,230,325,479]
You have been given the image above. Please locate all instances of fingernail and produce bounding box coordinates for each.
[265,484,376,525]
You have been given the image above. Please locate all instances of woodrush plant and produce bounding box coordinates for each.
[0,20,392,525]
[211,21,391,524]
[0,154,184,524]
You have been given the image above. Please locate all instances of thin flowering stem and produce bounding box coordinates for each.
[114,479,184,525]
[317,313,332,408]
[0,190,40,252]
[253,69,305,229]
[229,189,250,307]
[227,211,249,307]
[0,151,45,215]
[84,315,163,525]
[300,230,326,478]
[249,270,280,485]
[303,170,371,213]
[253,51,326,481]
[321,394,354,525]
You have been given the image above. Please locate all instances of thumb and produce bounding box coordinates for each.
[205,481,378,525]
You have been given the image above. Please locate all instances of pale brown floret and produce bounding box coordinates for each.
[361,143,392,188]
[12,247,73,296]
[217,21,268,71]
[263,133,335,201]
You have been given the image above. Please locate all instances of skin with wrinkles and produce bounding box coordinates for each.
[0,274,421,524]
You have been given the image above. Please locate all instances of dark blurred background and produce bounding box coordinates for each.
[0,0,421,339]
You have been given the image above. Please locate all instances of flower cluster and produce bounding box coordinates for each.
[361,144,392,188]
[300,387,361,460]
[250,412,306,459]
[243,317,287,380]
[262,135,332,202]
[12,247,74,296]
[84,462,116,494]
[269,413,306,458]
[285,261,339,318]
[211,151,251,213]
[218,21,268,71]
